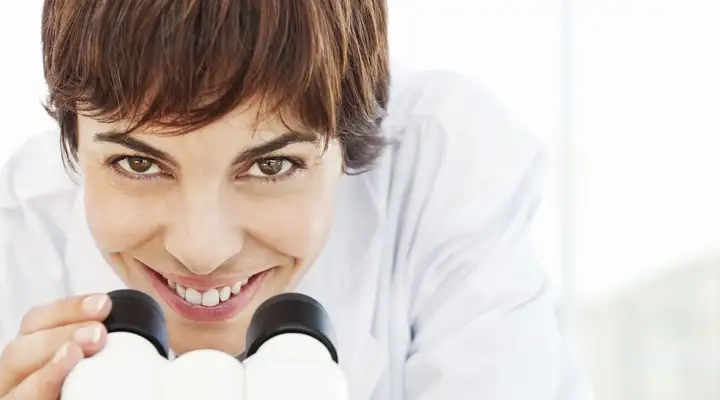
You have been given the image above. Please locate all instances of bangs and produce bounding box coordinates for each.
[42,0,351,136]
[43,0,390,172]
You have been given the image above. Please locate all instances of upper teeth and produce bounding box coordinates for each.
[167,277,249,307]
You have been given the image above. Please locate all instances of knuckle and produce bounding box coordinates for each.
[17,306,43,334]
[0,339,22,370]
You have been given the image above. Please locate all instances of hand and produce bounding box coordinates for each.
[0,294,112,399]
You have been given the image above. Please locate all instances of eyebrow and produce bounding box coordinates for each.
[93,130,320,167]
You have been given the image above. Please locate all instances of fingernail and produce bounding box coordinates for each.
[74,326,102,345]
[52,343,69,364]
[82,294,108,315]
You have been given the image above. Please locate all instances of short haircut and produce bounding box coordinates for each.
[41,0,390,173]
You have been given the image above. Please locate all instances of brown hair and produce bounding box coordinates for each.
[41,0,390,173]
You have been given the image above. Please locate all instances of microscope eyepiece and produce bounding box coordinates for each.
[104,289,170,358]
[245,292,339,363]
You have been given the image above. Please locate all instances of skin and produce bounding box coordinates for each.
[75,103,344,356]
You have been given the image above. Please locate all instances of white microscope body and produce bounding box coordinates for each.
[60,290,349,400]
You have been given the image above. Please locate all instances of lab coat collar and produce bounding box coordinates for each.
[63,174,387,400]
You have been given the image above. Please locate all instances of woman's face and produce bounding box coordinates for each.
[75,105,343,355]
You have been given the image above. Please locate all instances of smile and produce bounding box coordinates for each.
[140,262,272,322]
[167,275,255,306]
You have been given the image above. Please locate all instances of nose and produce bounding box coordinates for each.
[163,195,244,275]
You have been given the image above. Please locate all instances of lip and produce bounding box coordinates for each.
[140,263,271,323]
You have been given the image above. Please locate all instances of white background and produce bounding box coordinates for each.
[2,1,719,399]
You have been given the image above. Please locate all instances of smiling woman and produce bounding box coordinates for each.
[0,1,590,399]
[37,0,385,358]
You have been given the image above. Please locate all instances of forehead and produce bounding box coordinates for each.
[79,102,311,144]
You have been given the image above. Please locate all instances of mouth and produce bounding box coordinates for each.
[140,263,272,323]
[165,274,255,307]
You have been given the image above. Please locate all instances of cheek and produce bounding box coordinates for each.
[242,179,340,262]
[83,170,161,253]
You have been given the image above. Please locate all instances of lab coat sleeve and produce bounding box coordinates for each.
[392,72,591,400]
[0,132,76,350]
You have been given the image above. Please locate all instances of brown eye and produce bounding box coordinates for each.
[255,158,287,176]
[246,157,300,181]
[117,156,160,175]
[126,157,154,173]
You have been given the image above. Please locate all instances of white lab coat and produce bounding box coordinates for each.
[0,68,592,400]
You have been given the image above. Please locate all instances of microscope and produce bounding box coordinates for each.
[60,290,349,400]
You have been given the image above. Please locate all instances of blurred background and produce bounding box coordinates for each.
[1,1,718,399]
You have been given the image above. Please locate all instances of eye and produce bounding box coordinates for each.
[116,156,162,175]
[247,157,294,178]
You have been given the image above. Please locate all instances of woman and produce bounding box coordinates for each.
[0,1,589,399]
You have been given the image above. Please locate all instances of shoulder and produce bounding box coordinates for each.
[382,67,544,207]
[390,66,541,141]
[369,68,546,282]
[0,129,79,253]
[0,129,79,209]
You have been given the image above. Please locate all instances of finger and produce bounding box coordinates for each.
[19,293,111,335]
[0,322,107,396]
[3,342,84,400]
